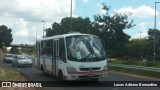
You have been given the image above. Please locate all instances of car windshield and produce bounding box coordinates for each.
[66,35,106,62]
[17,56,29,60]
[6,55,13,58]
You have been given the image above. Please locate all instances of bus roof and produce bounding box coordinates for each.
[37,33,93,42]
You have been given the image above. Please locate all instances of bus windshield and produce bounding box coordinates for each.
[66,35,106,62]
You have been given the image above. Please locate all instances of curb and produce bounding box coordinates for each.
[18,69,30,81]
[18,69,38,90]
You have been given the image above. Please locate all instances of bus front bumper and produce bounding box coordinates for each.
[65,70,108,80]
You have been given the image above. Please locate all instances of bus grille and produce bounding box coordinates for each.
[79,67,100,71]
[78,75,100,78]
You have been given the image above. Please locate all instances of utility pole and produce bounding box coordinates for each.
[70,0,73,31]
[41,21,45,38]
[153,2,160,62]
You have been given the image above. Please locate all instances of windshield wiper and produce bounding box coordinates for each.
[92,52,99,61]
[84,53,92,60]
[84,52,99,61]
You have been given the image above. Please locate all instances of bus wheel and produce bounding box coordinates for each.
[58,71,64,81]
[41,66,46,75]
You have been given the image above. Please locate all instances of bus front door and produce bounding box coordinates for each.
[37,42,41,68]
[53,40,59,76]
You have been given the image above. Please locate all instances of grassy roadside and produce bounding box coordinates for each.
[0,67,20,81]
[0,67,35,90]
[0,51,4,58]
[108,66,160,79]
[109,59,160,68]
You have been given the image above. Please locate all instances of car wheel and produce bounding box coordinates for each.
[91,78,99,82]
[16,63,19,67]
[3,60,6,63]
[41,65,47,75]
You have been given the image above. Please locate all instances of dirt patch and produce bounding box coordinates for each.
[0,69,5,77]
[0,74,36,90]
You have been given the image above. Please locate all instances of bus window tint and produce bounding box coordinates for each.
[59,38,66,62]
[46,40,53,56]
[66,35,106,62]
[41,40,53,56]
[41,41,46,54]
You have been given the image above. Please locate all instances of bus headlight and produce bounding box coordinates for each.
[67,67,77,72]
[103,65,107,70]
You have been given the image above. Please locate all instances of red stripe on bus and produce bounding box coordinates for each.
[67,70,107,74]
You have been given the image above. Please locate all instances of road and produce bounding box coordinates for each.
[0,58,159,90]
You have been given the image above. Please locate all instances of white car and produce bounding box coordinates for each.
[12,55,32,67]
[3,54,14,63]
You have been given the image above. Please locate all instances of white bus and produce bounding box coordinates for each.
[35,32,108,81]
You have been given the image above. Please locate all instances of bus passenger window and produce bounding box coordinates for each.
[59,38,66,63]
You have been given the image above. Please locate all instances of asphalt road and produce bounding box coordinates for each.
[0,58,159,90]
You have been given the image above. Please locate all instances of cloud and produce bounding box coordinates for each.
[14,18,29,38]
[82,0,89,3]
[132,32,148,39]
[115,5,159,18]
[138,22,147,32]
[0,0,76,24]
[132,22,149,39]
[0,0,76,44]
[0,0,76,22]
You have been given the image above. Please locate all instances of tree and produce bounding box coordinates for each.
[45,4,135,58]
[21,46,35,55]
[10,47,19,54]
[92,5,135,57]
[147,29,160,60]
[126,39,147,60]
[46,17,93,37]
[2,46,7,53]
[0,25,13,49]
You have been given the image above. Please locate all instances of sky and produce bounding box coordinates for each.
[0,0,160,45]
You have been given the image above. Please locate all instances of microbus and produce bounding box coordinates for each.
[35,32,108,81]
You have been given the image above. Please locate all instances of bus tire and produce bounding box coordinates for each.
[58,70,64,81]
[41,65,46,75]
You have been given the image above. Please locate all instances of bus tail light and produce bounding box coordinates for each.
[67,67,77,72]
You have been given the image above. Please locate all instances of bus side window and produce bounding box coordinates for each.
[41,41,47,55]
[46,40,53,56]
[59,38,66,63]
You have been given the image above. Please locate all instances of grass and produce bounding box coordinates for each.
[0,51,4,58]
[0,67,19,81]
[108,66,160,79]
[108,59,160,68]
